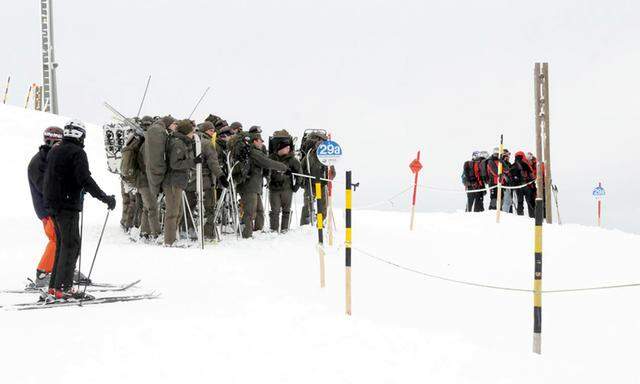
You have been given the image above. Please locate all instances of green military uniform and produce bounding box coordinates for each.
[268,143,301,232]
[236,136,288,238]
[162,122,196,246]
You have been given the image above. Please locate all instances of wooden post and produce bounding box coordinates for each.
[24,84,33,109]
[345,171,353,316]
[542,63,553,224]
[495,135,504,223]
[532,63,545,354]
[315,177,325,288]
[2,76,9,104]
[35,85,43,111]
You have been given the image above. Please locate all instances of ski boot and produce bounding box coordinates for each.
[74,270,92,286]
[34,270,51,288]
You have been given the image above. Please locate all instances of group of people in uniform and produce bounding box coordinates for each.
[462,147,540,217]
[117,114,333,244]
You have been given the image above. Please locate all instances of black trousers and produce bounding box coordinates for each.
[516,186,536,218]
[49,210,81,291]
[466,191,485,212]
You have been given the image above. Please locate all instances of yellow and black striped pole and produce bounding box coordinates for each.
[315,177,325,288]
[345,171,353,316]
[533,197,543,354]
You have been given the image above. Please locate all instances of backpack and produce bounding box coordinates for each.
[120,133,144,186]
[300,129,327,158]
[227,132,252,185]
[269,130,294,155]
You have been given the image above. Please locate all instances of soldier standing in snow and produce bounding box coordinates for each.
[268,130,301,233]
[27,126,63,287]
[43,120,116,299]
[145,115,176,197]
[162,120,202,246]
[299,132,334,226]
[135,116,162,241]
[236,131,288,238]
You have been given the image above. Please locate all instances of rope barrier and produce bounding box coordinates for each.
[351,246,640,294]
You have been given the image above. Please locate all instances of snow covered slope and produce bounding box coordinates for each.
[1,104,640,383]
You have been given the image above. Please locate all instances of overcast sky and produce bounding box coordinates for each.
[1,0,639,233]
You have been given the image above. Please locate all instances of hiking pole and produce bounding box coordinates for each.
[187,86,211,120]
[81,210,110,298]
[136,75,152,118]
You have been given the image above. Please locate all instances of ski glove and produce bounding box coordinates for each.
[218,175,230,189]
[102,195,117,210]
[193,154,203,164]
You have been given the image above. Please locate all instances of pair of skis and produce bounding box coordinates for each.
[1,280,159,311]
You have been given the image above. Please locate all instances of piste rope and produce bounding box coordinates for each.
[351,246,640,294]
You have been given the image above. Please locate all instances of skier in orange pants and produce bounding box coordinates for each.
[28,127,63,287]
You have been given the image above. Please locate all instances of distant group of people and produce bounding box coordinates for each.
[462,147,541,217]
[117,114,333,244]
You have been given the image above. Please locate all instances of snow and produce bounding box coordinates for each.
[1,104,640,383]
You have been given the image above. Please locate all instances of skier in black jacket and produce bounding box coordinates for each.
[27,127,63,287]
[43,119,116,300]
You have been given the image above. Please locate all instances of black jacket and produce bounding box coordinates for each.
[28,145,51,219]
[43,138,108,212]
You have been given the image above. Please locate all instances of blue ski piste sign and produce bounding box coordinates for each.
[316,140,343,166]
[592,184,606,199]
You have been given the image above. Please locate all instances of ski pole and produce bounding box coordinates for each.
[187,87,211,120]
[81,210,110,298]
[77,193,85,291]
[136,75,152,118]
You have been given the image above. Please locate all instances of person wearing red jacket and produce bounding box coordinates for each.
[462,151,487,212]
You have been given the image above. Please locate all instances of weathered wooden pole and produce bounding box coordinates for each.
[542,63,553,224]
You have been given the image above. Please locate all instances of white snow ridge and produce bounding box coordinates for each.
[1,104,640,383]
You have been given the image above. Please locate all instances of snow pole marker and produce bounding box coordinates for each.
[24,84,33,109]
[345,171,353,315]
[495,135,504,223]
[315,177,325,288]
[533,197,543,354]
[593,182,606,227]
[2,75,10,104]
[408,151,422,230]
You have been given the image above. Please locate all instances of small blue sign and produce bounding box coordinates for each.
[316,140,343,166]
[592,186,606,198]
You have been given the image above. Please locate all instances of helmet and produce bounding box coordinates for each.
[471,151,481,160]
[478,151,489,159]
[492,147,500,155]
[43,126,63,147]
[63,119,87,141]
[526,152,535,161]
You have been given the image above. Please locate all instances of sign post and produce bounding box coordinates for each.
[316,139,342,247]
[593,182,606,227]
[409,151,423,231]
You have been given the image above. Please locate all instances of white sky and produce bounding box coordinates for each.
[1,0,639,233]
